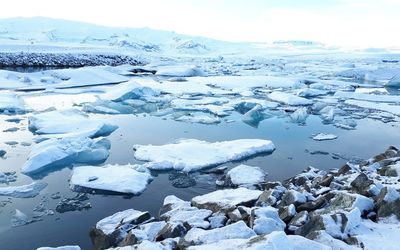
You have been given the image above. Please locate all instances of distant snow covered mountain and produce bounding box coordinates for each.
[0,17,240,55]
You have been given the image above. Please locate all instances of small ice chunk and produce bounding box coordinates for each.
[11,209,31,227]
[37,246,81,250]
[290,107,308,124]
[70,164,153,195]
[311,133,338,141]
[156,65,206,77]
[175,114,221,124]
[133,139,275,172]
[0,92,27,114]
[99,80,159,102]
[268,91,312,106]
[21,137,111,175]
[226,164,267,187]
[28,109,118,138]
[0,182,47,198]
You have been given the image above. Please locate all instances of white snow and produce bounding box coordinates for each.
[311,133,338,141]
[155,65,206,77]
[96,209,150,235]
[70,164,153,195]
[345,99,400,116]
[268,92,313,106]
[287,235,331,250]
[37,246,81,250]
[192,187,262,211]
[28,109,118,138]
[183,221,256,245]
[0,92,27,113]
[252,207,286,235]
[0,182,47,198]
[188,231,294,250]
[21,137,111,175]
[226,164,267,187]
[133,139,275,172]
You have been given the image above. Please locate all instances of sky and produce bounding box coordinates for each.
[0,0,399,48]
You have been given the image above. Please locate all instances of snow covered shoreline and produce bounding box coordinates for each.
[44,146,400,250]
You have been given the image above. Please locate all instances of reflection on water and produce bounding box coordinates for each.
[0,111,399,249]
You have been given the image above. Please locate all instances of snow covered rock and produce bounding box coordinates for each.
[28,109,118,138]
[133,139,275,172]
[91,209,152,249]
[21,137,111,175]
[299,208,362,240]
[181,221,255,247]
[191,187,262,213]
[70,164,153,195]
[250,206,286,235]
[0,182,47,198]
[268,92,313,106]
[217,164,267,188]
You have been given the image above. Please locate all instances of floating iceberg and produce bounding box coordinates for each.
[0,182,47,198]
[133,139,275,171]
[21,137,111,175]
[311,133,338,141]
[225,164,267,187]
[99,80,159,102]
[175,114,221,124]
[28,109,118,138]
[290,107,308,124]
[70,164,153,195]
[268,92,312,106]
[0,92,27,114]
[155,65,206,77]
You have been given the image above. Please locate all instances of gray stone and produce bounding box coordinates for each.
[318,175,334,187]
[280,190,307,207]
[255,190,277,207]
[278,204,296,223]
[350,173,374,196]
[155,222,190,241]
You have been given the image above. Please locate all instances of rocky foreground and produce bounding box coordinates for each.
[36,146,400,250]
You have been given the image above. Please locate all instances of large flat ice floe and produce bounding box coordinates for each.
[8,66,129,91]
[268,91,313,106]
[21,137,111,175]
[70,164,153,195]
[28,109,118,138]
[133,139,275,171]
[0,182,47,198]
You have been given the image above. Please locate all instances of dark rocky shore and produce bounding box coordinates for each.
[86,146,400,250]
[0,52,143,69]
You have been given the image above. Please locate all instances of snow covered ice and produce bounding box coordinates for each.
[21,137,111,175]
[133,139,276,171]
[70,164,153,195]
